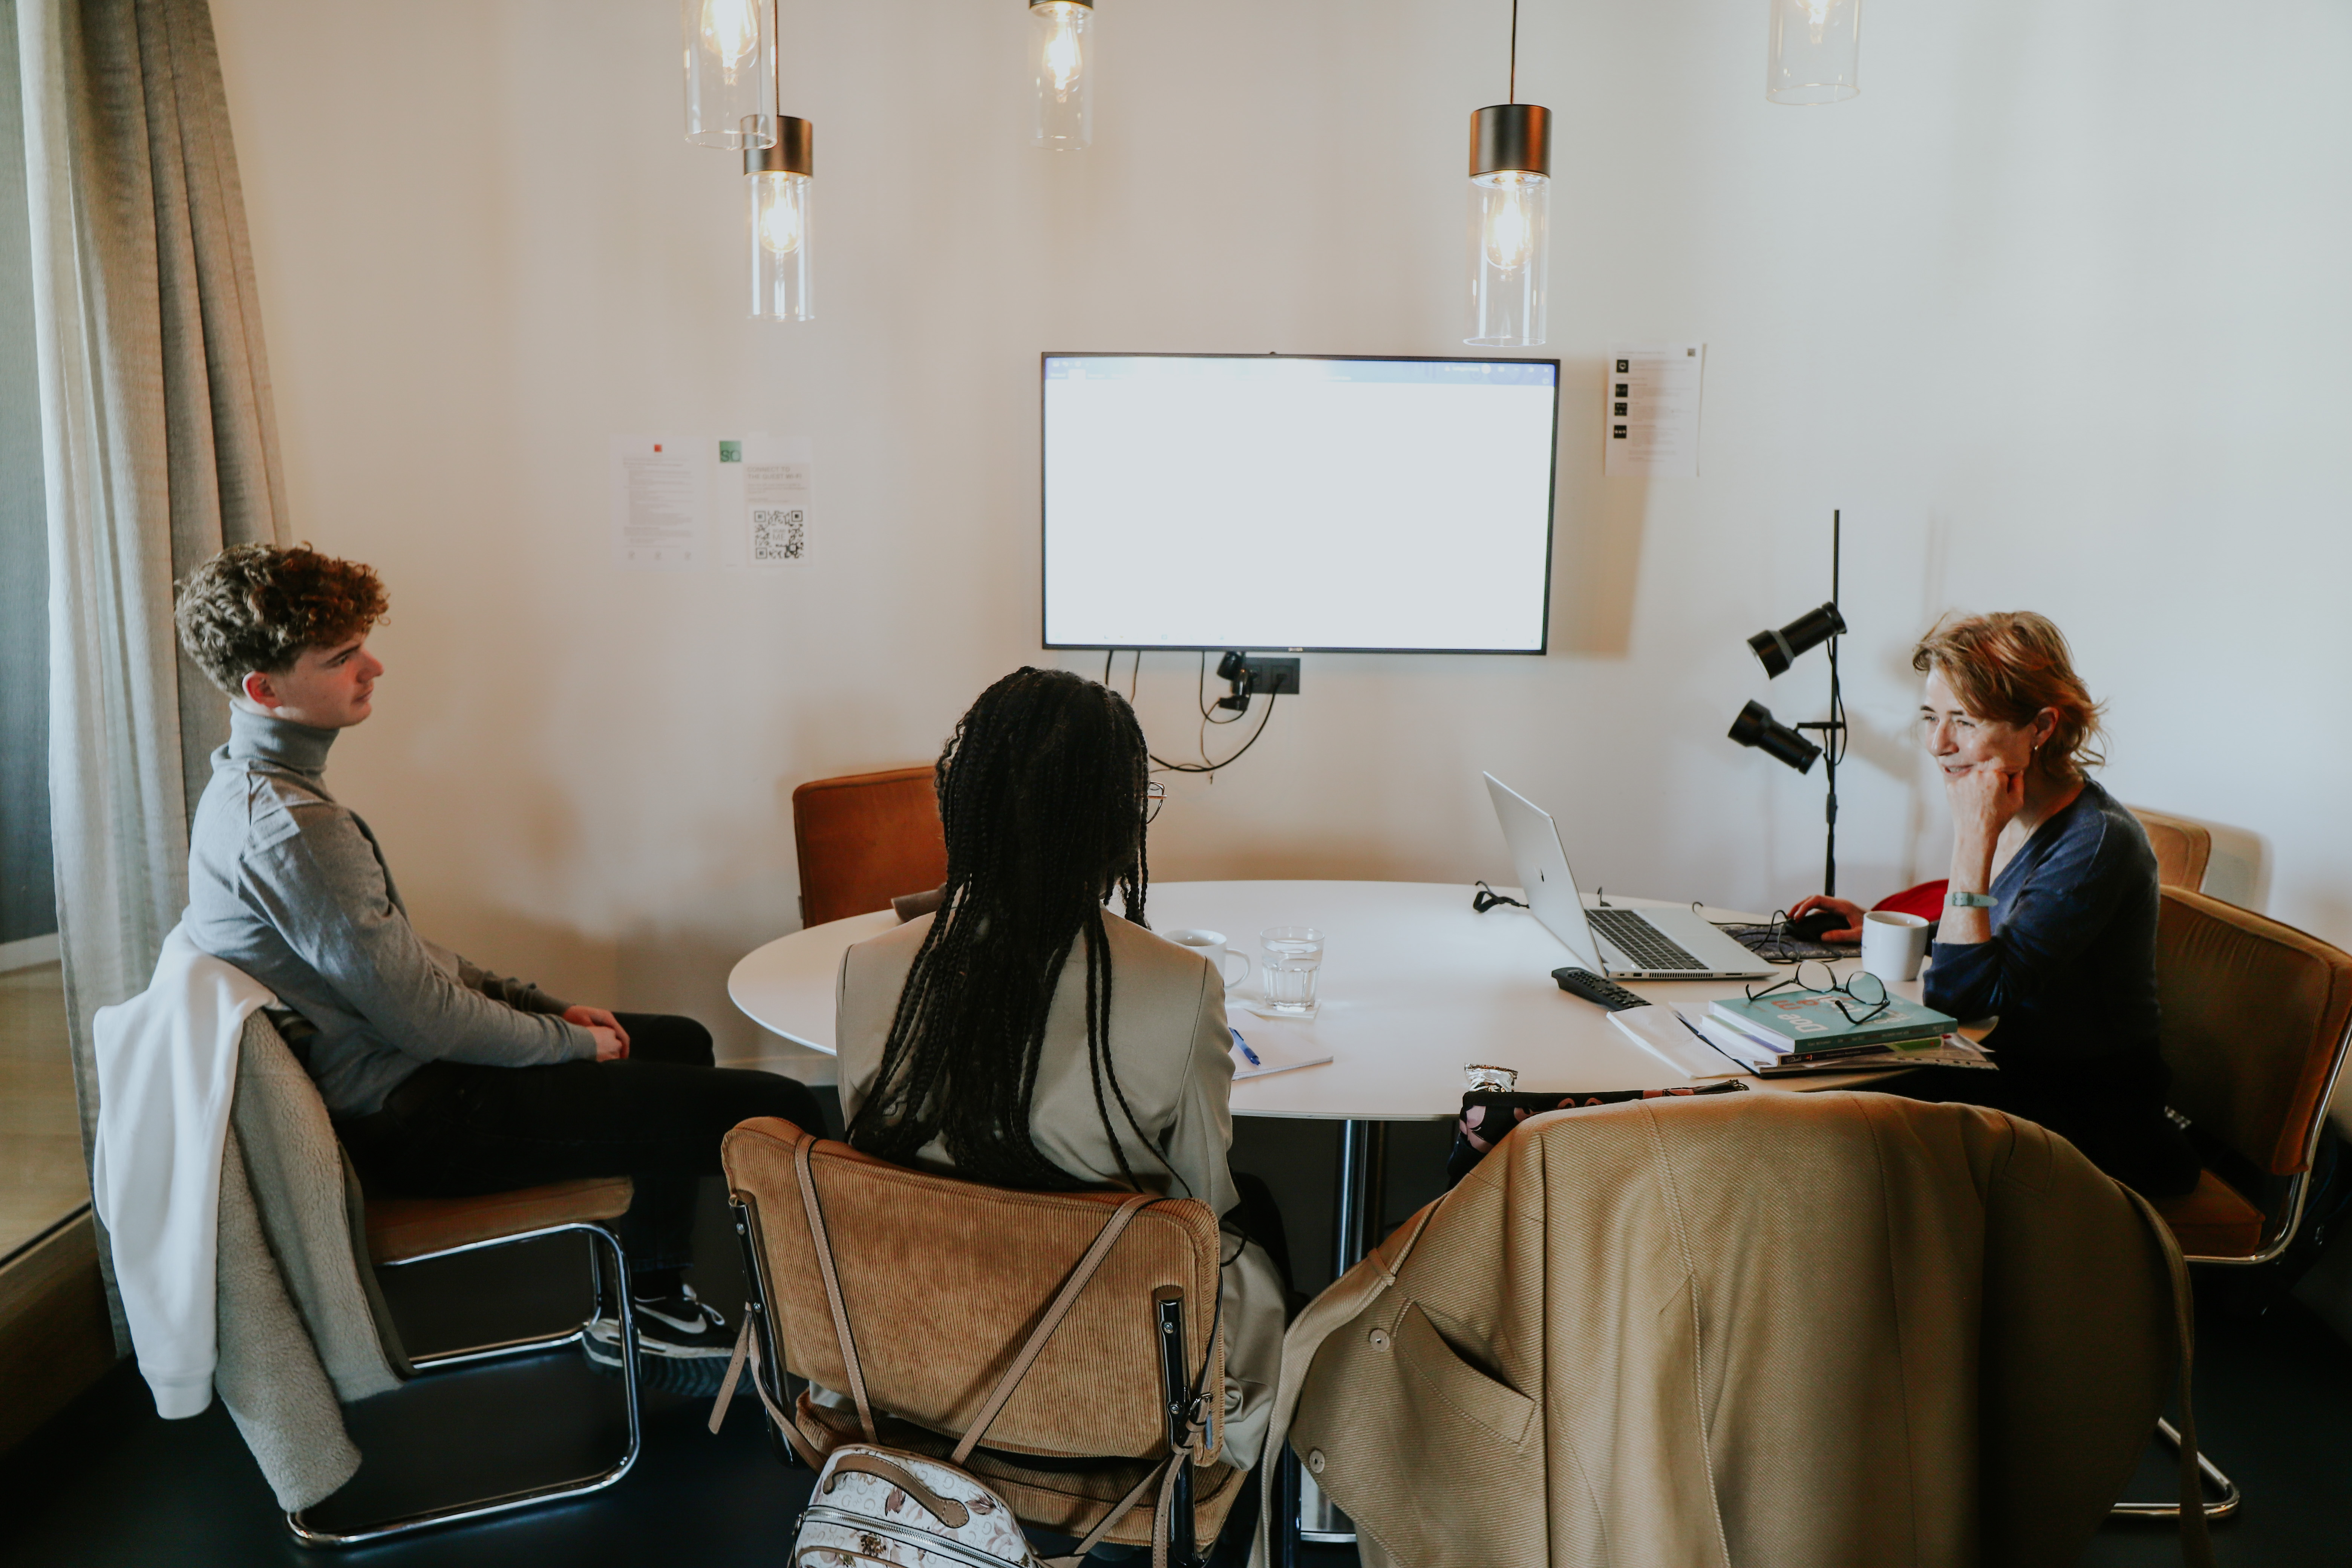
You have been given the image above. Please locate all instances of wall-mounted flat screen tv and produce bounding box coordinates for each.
[1041,353,1559,654]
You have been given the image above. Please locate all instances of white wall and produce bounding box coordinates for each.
[208,0,2352,1092]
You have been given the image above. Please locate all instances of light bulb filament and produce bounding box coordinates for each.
[1482,177,1534,272]
[757,176,804,256]
[701,0,761,74]
[1040,5,1084,94]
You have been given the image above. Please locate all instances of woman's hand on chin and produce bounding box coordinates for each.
[1788,894,1867,944]
[1946,759,2027,848]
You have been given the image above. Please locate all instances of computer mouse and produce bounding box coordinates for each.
[1787,908,1847,944]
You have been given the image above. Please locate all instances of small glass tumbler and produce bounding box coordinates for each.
[1258,926,1325,1015]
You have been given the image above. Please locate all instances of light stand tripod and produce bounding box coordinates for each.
[1728,510,1849,896]
[1794,512,1848,896]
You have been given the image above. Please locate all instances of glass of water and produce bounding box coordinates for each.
[1258,926,1325,1015]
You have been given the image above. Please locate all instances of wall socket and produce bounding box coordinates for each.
[1215,652,1302,709]
[1232,655,1302,695]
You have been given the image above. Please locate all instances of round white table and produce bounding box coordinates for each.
[729,881,1906,1243]
[726,880,1870,1114]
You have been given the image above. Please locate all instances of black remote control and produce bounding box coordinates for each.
[1552,967,1651,1012]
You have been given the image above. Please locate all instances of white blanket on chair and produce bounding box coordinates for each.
[91,925,276,1418]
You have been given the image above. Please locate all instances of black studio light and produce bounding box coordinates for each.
[1746,601,1845,678]
[1726,512,1850,893]
[1728,700,1822,773]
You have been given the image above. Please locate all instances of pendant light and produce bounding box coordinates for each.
[1464,0,1550,348]
[1765,0,1861,105]
[1030,0,1093,150]
[747,117,813,321]
[683,0,777,149]
[743,1,809,322]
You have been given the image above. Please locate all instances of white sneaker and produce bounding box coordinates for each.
[583,1282,733,1394]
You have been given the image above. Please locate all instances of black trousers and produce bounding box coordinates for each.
[1877,1047,2202,1199]
[1226,1170,1296,1298]
[336,1013,826,1277]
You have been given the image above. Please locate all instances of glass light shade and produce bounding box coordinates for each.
[749,172,812,321]
[1465,173,1549,348]
[1031,1,1093,150]
[683,0,776,149]
[1766,0,1861,105]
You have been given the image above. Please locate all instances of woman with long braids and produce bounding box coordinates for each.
[833,668,1289,1485]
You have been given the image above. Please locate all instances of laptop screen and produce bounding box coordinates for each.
[1483,774,1603,969]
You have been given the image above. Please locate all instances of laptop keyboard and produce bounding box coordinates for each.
[1588,907,1707,971]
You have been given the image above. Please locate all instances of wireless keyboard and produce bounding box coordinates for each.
[1552,968,1651,1012]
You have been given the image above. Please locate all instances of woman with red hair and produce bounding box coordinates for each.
[1793,612,2199,1197]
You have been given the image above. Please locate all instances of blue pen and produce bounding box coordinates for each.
[1230,1027,1262,1067]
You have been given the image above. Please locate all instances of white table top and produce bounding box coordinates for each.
[727,880,1907,1122]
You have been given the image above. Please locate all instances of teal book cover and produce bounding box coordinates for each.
[1708,991,1957,1052]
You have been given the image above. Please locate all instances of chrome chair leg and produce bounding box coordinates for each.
[2109,1416,2242,1522]
[285,1221,642,1548]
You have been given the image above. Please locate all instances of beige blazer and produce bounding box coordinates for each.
[836,910,1287,1468]
[1263,1090,2211,1568]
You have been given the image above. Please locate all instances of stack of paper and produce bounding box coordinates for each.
[1608,1006,1752,1080]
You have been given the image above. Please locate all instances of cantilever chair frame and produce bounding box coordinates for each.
[2174,1006,2352,1273]
[2111,908,2352,1525]
[285,1219,642,1548]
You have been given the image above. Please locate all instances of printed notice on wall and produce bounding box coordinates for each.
[608,436,704,568]
[742,436,812,567]
[1603,345,1706,479]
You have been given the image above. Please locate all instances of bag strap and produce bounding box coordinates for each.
[1038,1449,1187,1568]
[2121,1187,2216,1568]
[707,1313,835,1465]
[951,1190,1157,1467]
[794,1130,879,1444]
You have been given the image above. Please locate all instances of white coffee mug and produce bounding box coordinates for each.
[1167,928,1251,990]
[1861,909,1932,984]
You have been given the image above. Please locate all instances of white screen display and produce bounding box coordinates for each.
[1042,355,1558,652]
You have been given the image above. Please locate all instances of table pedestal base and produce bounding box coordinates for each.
[1286,1116,1390,1550]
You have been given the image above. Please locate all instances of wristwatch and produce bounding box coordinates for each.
[1947,890,1996,909]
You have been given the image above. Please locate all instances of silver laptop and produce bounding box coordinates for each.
[1484,773,1772,980]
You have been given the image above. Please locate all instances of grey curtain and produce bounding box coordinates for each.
[17,0,289,1349]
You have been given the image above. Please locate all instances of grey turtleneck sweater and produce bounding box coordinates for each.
[184,708,596,1117]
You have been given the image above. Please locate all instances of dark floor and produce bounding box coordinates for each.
[3,1107,2348,1566]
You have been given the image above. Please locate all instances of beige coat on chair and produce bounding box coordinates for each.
[836,910,1288,1468]
[1264,1091,2211,1568]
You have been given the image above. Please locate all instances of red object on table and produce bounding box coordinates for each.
[1874,880,1948,922]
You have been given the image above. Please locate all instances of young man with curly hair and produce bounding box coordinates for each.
[175,543,820,1388]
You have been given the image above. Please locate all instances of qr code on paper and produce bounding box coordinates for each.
[751,507,805,562]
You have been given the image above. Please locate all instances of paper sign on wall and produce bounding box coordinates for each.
[742,437,813,567]
[1603,345,1706,479]
[608,436,704,568]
